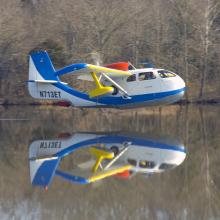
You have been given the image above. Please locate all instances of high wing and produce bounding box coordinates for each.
[56,63,131,98]
[56,63,131,80]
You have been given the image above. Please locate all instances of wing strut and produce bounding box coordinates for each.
[88,71,131,99]
[101,73,130,97]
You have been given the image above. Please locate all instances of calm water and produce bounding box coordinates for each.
[0,105,219,220]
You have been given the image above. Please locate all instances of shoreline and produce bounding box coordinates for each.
[0,99,219,107]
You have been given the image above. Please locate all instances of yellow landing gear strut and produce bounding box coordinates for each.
[88,146,133,183]
[90,147,114,173]
[89,72,114,98]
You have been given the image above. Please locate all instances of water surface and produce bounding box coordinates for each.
[0,105,219,220]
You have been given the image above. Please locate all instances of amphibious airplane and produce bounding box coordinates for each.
[29,132,186,188]
[28,51,185,108]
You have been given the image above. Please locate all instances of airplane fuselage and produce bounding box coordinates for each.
[28,51,185,108]
[29,68,185,108]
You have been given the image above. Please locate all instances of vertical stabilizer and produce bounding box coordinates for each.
[28,51,62,100]
[29,51,58,81]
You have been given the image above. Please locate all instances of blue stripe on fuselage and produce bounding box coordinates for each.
[55,170,89,184]
[56,63,87,76]
[55,82,185,107]
[55,135,185,158]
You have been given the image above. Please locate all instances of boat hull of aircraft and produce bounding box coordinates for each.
[113,90,185,109]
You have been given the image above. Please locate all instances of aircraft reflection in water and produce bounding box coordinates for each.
[29,132,186,189]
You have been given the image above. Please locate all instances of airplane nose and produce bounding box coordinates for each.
[177,76,186,98]
[180,76,186,89]
[169,75,186,102]
[176,75,186,93]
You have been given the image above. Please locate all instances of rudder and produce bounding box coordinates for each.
[28,51,62,100]
[29,51,58,81]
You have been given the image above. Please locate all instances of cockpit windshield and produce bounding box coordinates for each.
[158,70,176,78]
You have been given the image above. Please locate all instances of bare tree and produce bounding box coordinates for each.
[198,0,220,99]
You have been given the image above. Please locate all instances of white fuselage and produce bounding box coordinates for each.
[103,68,185,96]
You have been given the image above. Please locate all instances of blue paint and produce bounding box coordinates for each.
[30,51,58,81]
[56,63,87,76]
[32,157,60,187]
[55,82,185,106]
[55,134,185,158]
[55,170,89,184]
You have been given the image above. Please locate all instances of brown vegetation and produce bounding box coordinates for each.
[0,0,219,103]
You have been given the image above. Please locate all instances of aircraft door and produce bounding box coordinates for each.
[124,74,139,95]
[137,71,161,95]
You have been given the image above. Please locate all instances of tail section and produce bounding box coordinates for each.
[29,51,58,81]
[28,51,63,100]
[27,51,95,107]
[30,157,60,188]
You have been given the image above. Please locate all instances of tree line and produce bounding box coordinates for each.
[0,0,219,103]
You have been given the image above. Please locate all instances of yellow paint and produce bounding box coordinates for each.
[89,87,113,98]
[166,73,176,77]
[90,147,114,172]
[87,64,131,76]
[89,72,113,98]
[88,165,133,183]
[90,72,102,88]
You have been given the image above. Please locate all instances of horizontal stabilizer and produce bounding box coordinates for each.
[29,79,67,85]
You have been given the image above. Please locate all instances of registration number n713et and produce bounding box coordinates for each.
[39,91,61,98]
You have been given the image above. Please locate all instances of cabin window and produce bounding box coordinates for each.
[127,158,137,166]
[158,70,176,78]
[127,74,136,82]
[138,72,156,81]
[159,163,176,170]
[139,160,155,168]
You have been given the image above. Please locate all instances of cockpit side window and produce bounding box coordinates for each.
[127,74,136,82]
[138,72,156,81]
[158,70,176,78]
[159,163,176,170]
[127,158,137,166]
[139,160,156,168]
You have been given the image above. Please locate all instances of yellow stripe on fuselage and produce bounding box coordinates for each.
[88,165,133,183]
[87,64,131,76]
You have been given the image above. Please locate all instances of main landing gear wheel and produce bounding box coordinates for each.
[111,85,119,95]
